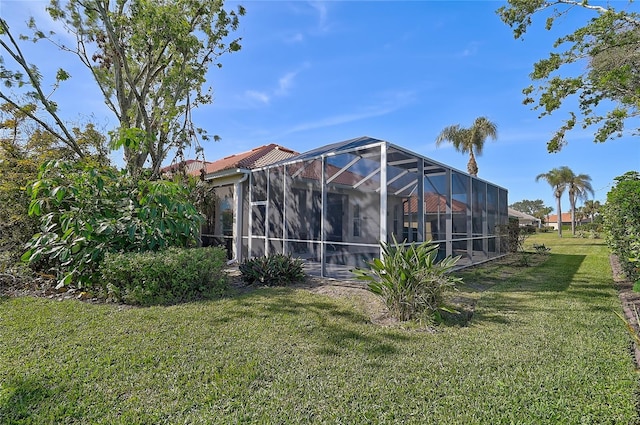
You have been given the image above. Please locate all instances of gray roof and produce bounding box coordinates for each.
[508,208,540,223]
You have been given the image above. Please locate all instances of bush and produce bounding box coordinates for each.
[353,237,462,322]
[603,172,640,282]
[577,222,602,232]
[239,254,305,286]
[100,246,228,305]
[536,226,554,233]
[22,161,203,288]
[533,244,551,255]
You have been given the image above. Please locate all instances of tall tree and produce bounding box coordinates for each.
[497,1,640,152]
[582,199,602,223]
[535,166,573,237]
[435,116,498,177]
[1,0,244,178]
[509,199,553,223]
[566,170,594,235]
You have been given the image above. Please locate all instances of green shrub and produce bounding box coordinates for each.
[22,161,203,288]
[353,237,462,322]
[532,243,551,254]
[100,246,228,305]
[577,222,602,232]
[239,254,305,286]
[603,172,640,282]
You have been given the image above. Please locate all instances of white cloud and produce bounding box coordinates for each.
[284,32,304,44]
[309,1,329,32]
[244,90,270,105]
[243,63,310,104]
[458,41,481,58]
[276,70,301,96]
[279,90,416,136]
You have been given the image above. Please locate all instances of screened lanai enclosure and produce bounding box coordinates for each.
[203,137,509,278]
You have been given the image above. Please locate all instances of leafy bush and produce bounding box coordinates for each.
[22,161,203,288]
[577,222,602,232]
[603,172,640,282]
[239,254,305,286]
[533,244,551,255]
[353,237,462,322]
[100,246,228,305]
[536,226,554,233]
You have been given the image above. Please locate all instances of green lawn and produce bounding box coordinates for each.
[1,234,638,424]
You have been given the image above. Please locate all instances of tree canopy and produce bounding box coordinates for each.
[509,199,553,222]
[536,166,574,237]
[435,116,498,177]
[497,0,640,152]
[1,0,244,178]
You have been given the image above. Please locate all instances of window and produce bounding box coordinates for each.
[353,204,361,237]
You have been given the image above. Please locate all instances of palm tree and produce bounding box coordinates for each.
[536,166,573,237]
[567,171,594,235]
[582,200,602,223]
[435,116,498,177]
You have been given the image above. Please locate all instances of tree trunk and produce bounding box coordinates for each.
[556,196,562,237]
[570,195,576,235]
[467,150,478,177]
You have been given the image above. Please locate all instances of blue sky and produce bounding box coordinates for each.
[1,0,638,213]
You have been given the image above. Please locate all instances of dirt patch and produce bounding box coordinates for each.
[610,255,640,368]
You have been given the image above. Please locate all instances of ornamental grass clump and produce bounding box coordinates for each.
[353,236,462,322]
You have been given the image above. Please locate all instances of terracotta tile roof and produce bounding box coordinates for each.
[205,144,298,174]
[160,159,212,177]
[403,193,466,214]
[547,212,586,223]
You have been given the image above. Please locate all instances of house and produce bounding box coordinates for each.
[508,208,541,227]
[160,159,212,178]
[546,212,588,230]
[196,136,509,278]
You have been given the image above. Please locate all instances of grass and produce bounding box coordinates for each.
[0,234,638,424]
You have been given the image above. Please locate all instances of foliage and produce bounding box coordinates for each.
[581,200,603,224]
[0,103,108,267]
[497,1,640,151]
[532,243,551,255]
[577,222,603,233]
[99,246,227,305]
[576,229,601,240]
[12,0,244,178]
[239,254,305,286]
[497,218,532,253]
[497,219,536,266]
[435,116,498,176]
[536,166,574,238]
[509,199,552,222]
[353,237,462,322]
[566,170,594,236]
[0,20,87,157]
[603,171,640,282]
[21,160,203,287]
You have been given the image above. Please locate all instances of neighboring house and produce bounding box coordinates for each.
[508,208,541,227]
[546,212,588,230]
[160,159,213,178]
[181,136,509,278]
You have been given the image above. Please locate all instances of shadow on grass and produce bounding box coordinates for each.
[458,252,591,326]
[214,287,415,359]
[0,377,52,423]
[459,253,586,294]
